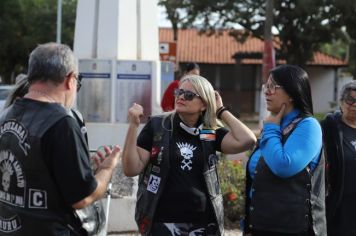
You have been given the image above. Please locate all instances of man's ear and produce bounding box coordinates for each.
[65,72,74,90]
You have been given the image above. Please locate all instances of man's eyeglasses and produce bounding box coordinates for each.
[73,74,82,92]
[344,95,356,105]
[174,88,201,101]
[262,83,283,95]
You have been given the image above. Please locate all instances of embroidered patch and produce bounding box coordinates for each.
[147,175,161,194]
[200,129,216,141]
[29,189,47,209]
[153,133,162,142]
[0,150,26,207]
[0,121,30,155]
[151,165,160,173]
[150,146,160,159]
[157,147,164,165]
[0,215,21,233]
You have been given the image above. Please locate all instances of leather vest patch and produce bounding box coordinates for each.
[0,215,21,233]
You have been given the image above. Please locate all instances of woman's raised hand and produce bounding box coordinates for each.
[215,91,223,109]
[128,103,143,127]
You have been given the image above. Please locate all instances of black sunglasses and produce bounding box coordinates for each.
[344,95,356,105]
[73,74,82,92]
[174,88,200,101]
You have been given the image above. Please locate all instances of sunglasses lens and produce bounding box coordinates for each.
[174,89,182,97]
[174,89,199,100]
[184,91,195,100]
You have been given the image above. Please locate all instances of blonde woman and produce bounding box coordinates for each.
[122,75,256,236]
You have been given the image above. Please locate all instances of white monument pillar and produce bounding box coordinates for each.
[73,0,161,233]
[74,0,161,121]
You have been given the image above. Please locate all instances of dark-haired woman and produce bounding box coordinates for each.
[243,65,326,236]
[321,81,356,236]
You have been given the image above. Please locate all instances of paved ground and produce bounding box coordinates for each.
[109,228,242,235]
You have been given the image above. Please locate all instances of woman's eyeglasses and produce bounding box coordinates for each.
[344,95,356,105]
[174,88,200,101]
[262,83,283,94]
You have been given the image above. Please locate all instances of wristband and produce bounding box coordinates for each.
[216,106,230,119]
[216,106,225,116]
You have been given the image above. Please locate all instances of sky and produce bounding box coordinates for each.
[157,6,172,27]
[156,5,244,30]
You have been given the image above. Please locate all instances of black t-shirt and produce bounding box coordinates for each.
[42,116,97,206]
[340,121,356,162]
[329,120,356,235]
[137,114,228,223]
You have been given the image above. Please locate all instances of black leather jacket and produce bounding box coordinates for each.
[135,115,224,235]
[320,111,344,221]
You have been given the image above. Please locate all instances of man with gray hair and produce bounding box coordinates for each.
[0,43,120,235]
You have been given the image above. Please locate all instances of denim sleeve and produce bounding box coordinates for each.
[260,118,322,178]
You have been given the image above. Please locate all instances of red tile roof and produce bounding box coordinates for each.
[159,28,347,66]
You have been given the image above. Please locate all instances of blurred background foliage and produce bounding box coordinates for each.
[218,156,246,228]
[0,0,77,83]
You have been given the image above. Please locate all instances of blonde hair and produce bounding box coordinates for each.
[179,75,217,129]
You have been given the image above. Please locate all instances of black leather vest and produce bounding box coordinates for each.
[0,99,81,235]
[245,116,326,235]
[135,115,224,235]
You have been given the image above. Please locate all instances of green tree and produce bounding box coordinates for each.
[159,0,354,66]
[333,0,356,78]
[0,0,77,84]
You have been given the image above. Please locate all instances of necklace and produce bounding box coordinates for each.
[27,90,57,103]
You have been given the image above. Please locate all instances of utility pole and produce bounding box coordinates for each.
[259,0,275,127]
[56,0,62,43]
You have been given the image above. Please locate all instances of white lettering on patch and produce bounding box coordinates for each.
[147,175,160,194]
[29,189,47,209]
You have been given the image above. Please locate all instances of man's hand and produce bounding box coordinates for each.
[93,145,121,173]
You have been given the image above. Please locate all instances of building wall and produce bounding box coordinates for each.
[198,64,258,116]
[307,67,336,113]
[178,63,347,116]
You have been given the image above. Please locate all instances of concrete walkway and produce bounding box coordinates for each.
[109,228,242,235]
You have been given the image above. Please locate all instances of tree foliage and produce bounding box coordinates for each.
[0,0,77,83]
[159,0,355,67]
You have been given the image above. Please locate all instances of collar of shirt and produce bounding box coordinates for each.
[280,108,301,129]
[173,113,204,136]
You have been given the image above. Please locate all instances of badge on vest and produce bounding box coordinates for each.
[28,188,47,209]
[151,165,160,174]
[147,174,161,194]
[199,129,216,141]
[0,215,21,233]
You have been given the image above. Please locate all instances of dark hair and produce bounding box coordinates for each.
[27,42,77,85]
[185,63,200,74]
[269,65,314,116]
[4,74,29,108]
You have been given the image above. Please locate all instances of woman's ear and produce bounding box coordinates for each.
[200,105,207,112]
